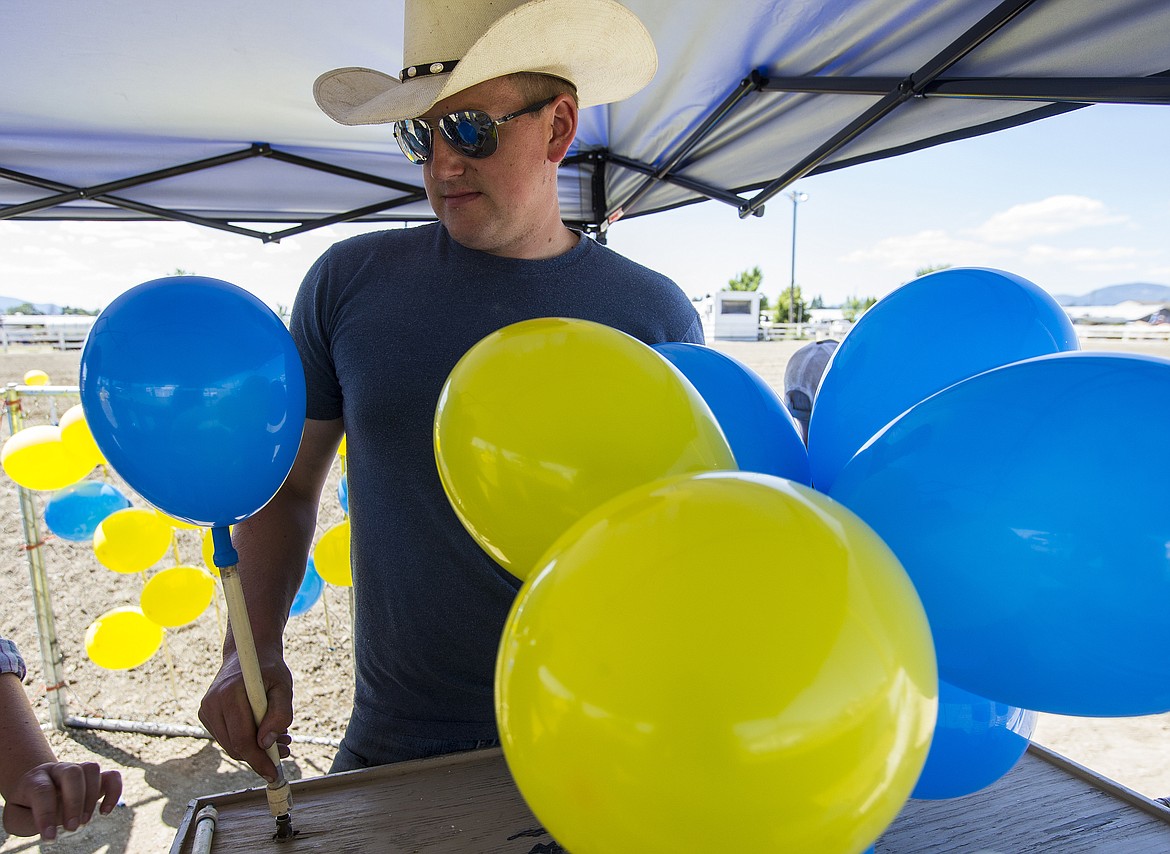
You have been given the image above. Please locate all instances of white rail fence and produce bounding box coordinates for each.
[1,316,96,351]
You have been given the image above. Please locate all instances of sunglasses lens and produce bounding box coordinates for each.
[440,110,498,158]
[394,120,432,164]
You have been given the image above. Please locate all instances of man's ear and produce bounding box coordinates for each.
[547,94,578,164]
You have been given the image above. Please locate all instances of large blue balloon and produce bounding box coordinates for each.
[809,268,1077,492]
[653,342,810,484]
[43,481,132,542]
[831,352,1170,715]
[79,276,306,527]
[912,680,1036,800]
[289,559,324,617]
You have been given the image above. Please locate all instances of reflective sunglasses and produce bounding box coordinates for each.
[393,96,556,164]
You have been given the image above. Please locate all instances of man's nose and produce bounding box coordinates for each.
[428,136,466,180]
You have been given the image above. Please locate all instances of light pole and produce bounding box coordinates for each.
[786,190,808,327]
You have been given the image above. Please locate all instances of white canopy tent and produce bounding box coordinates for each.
[2,0,1169,244]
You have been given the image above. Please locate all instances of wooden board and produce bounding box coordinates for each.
[172,743,1170,853]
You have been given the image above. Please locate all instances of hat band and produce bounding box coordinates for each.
[401,59,460,81]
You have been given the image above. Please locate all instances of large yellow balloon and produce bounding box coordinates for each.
[435,318,736,579]
[93,507,174,573]
[1,425,95,491]
[497,472,938,854]
[313,520,351,586]
[59,403,106,468]
[140,565,216,627]
[85,606,164,670]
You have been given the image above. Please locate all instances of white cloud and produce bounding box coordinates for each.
[973,195,1127,243]
[1025,245,1139,263]
[843,229,1000,270]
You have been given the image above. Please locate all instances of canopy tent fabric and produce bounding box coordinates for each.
[2,0,1169,242]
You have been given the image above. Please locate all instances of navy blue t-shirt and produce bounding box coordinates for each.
[291,223,702,747]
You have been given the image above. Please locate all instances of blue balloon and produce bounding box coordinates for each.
[912,680,1036,800]
[43,481,132,542]
[289,559,324,617]
[831,352,1170,715]
[79,276,306,527]
[809,268,1077,492]
[653,342,809,484]
[338,472,349,515]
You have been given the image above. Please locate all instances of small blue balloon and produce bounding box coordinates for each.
[338,472,349,515]
[831,352,1170,715]
[289,559,324,617]
[79,276,306,527]
[653,342,810,484]
[43,481,132,542]
[912,680,1036,800]
[809,268,1077,492]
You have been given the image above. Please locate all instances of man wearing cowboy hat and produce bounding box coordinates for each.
[200,0,702,777]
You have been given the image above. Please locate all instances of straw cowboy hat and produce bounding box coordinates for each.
[314,0,657,125]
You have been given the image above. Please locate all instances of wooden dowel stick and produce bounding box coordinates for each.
[218,562,293,823]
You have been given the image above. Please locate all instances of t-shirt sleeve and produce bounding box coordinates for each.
[289,250,345,422]
[0,636,27,681]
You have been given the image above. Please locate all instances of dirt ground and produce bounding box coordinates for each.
[2,336,1170,853]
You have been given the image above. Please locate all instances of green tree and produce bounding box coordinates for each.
[62,306,98,316]
[809,294,825,310]
[841,295,877,323]
[728,266,763,292]
[915,263,952,278]
[773,286,809,325]
[5,302,44,315]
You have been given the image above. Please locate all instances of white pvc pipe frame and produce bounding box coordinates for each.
[4,381,341,747]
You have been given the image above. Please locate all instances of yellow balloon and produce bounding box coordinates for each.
[497,472,938,854]
[59,403,107,467]
[1,424,95,491]
[93,507,174,573]
[200,526,234,577]
[23,369,50,386]
[435,318,736,580]
[313,520,351,586]
[85,606,164,670]
[140,565,215,627]
[337,433,347,457]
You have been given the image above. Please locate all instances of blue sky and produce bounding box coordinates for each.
[3,103,1167,313]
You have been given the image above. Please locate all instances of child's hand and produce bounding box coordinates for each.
[1,761,122,840]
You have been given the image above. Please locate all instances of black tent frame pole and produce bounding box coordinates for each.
[604,69,768,224]
[0,143,429,242]
[739,0,1042,217]
[760,73,1170,105]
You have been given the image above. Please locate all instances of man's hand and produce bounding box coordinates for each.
[2,761,122,840]
[199,649,294,782]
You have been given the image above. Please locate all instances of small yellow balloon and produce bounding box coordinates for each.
[497,472,937,854]
[93,507,174,574]
[85,606,164,670]
[23,369,50,386]
[1,424,95,491]
[435,318,736,580]
[313,520,351,586]
[337,434,347,457]
[59,404,107,468]
[140,565,216,627]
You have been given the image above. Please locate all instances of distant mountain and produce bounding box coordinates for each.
[1052,283,1170,307]
[0,296,63,314]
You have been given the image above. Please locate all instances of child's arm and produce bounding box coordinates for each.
[0,652,122,840]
